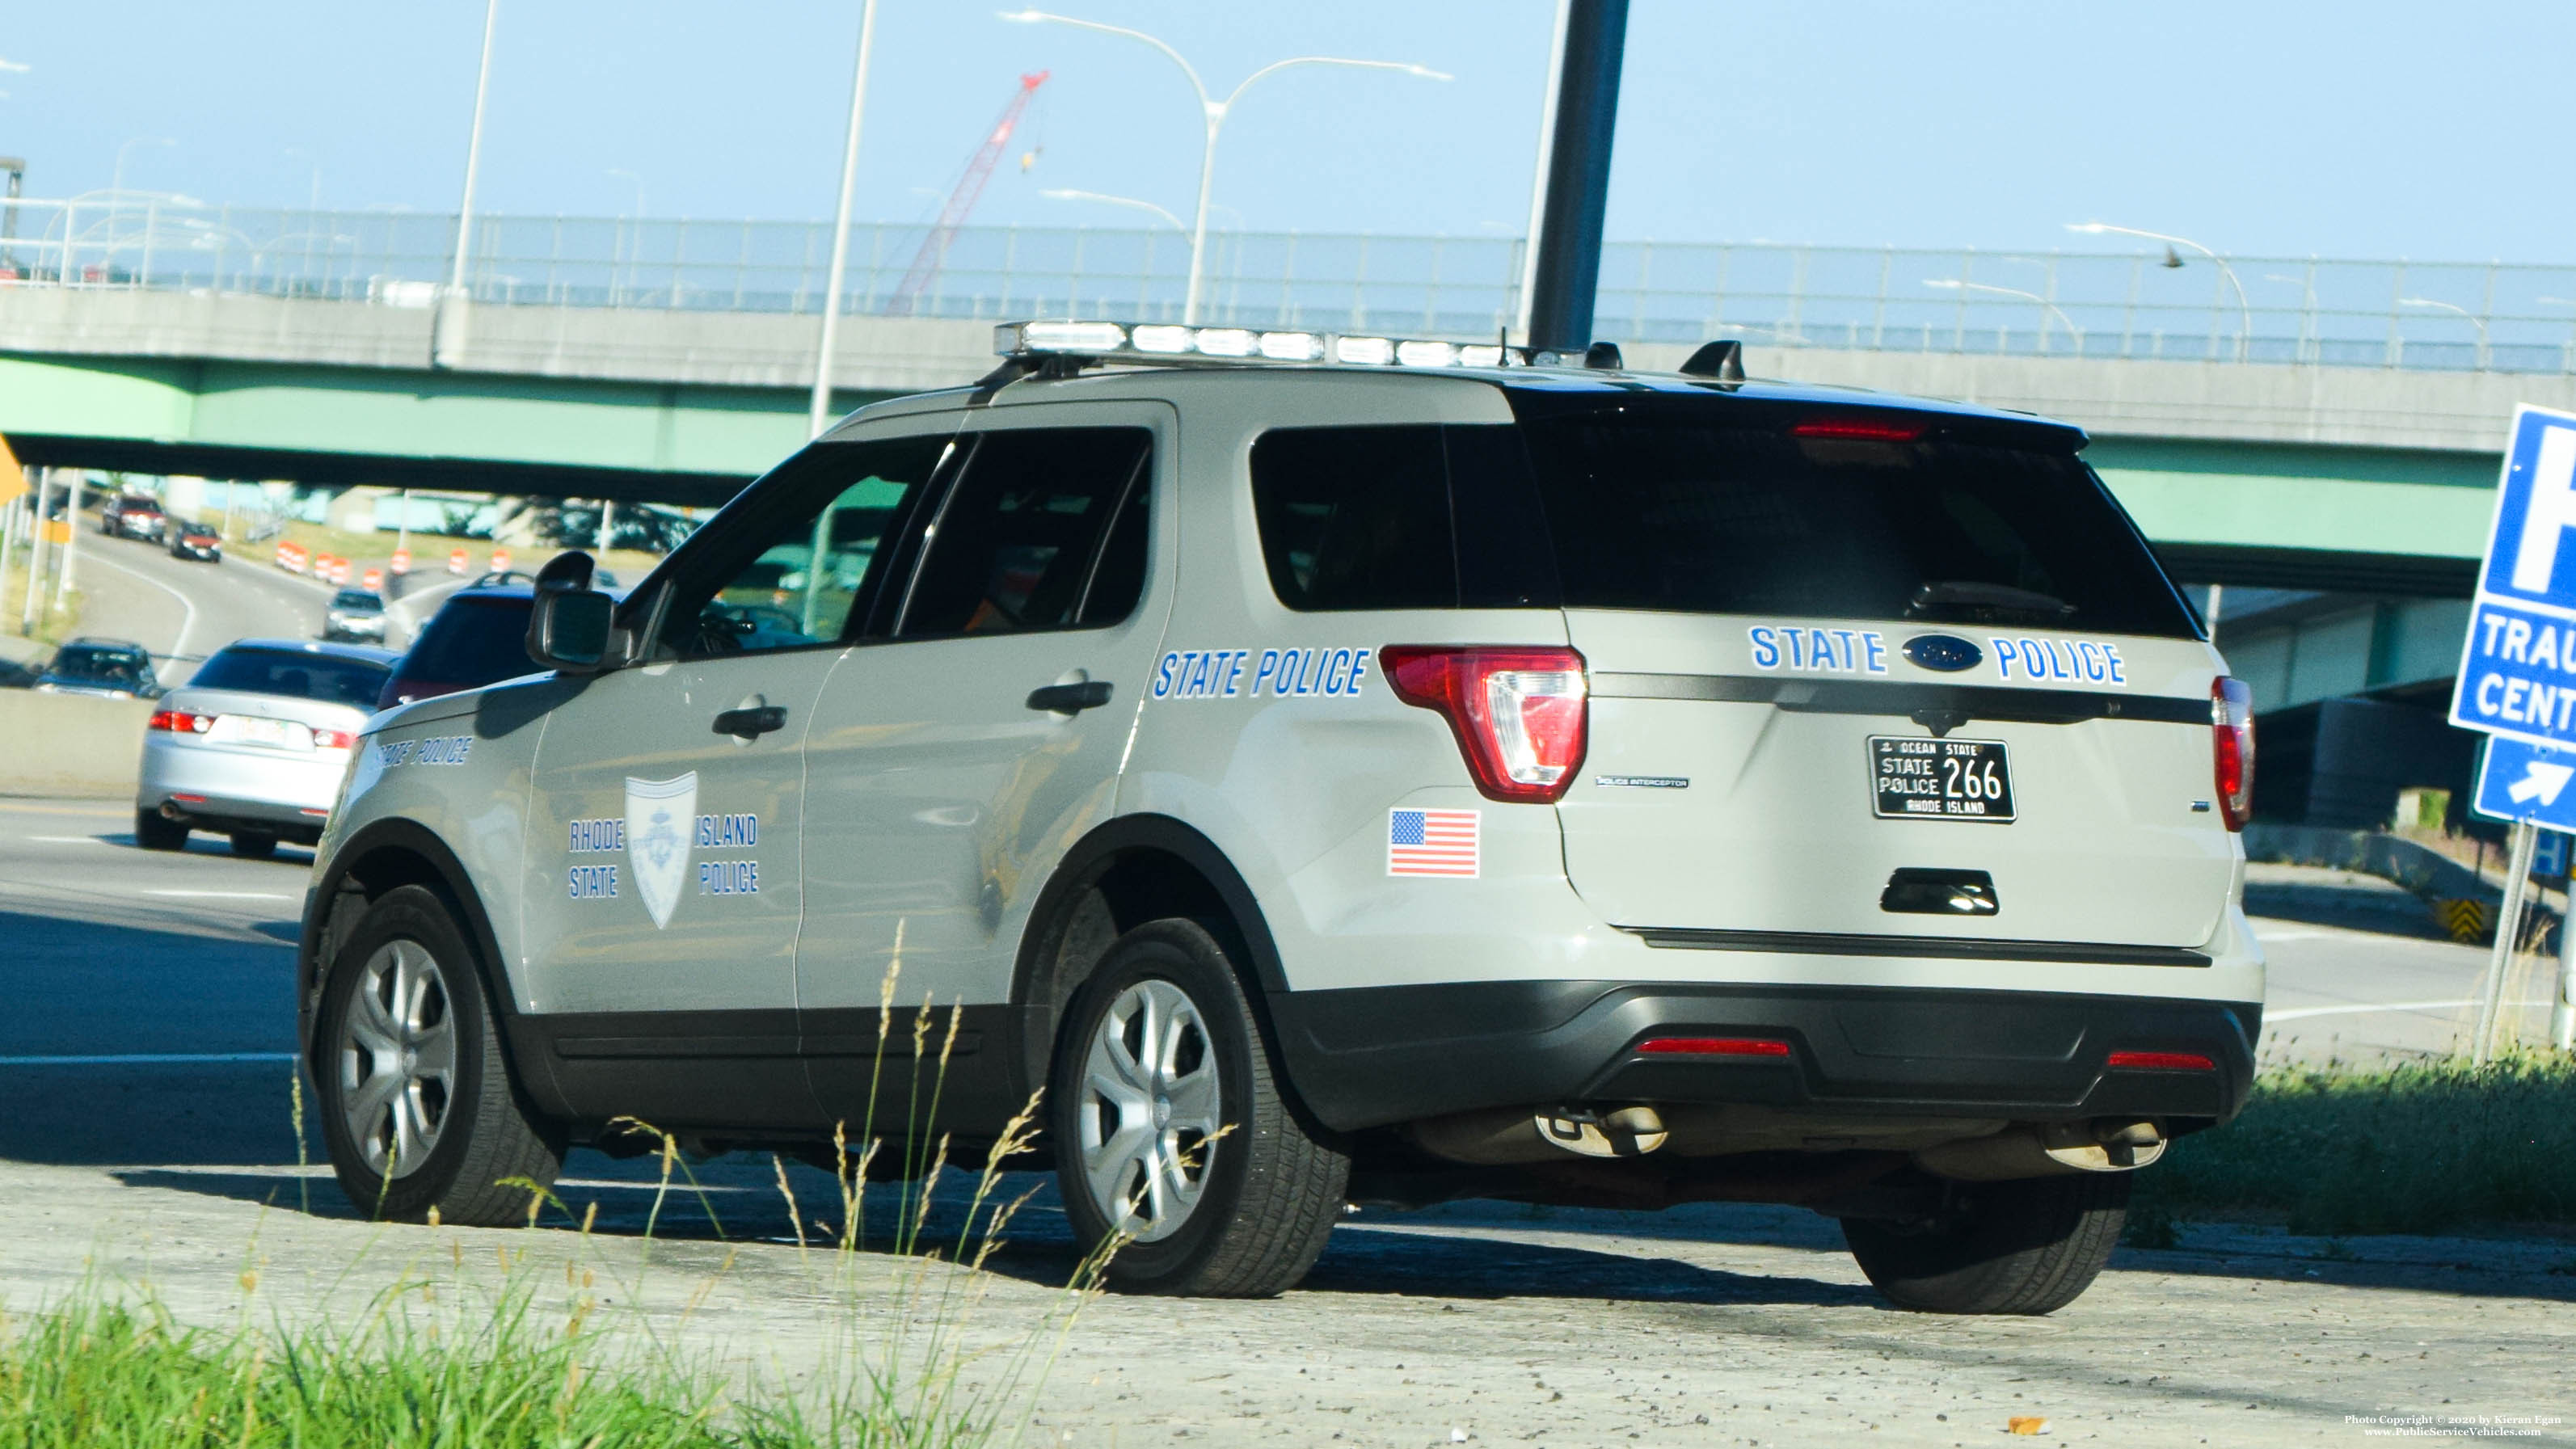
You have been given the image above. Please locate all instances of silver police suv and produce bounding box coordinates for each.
[300,322,2260,1314]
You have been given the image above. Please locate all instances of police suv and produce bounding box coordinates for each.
[301,321,2260,1314]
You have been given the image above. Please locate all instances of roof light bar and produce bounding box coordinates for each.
[996,319,1548,373]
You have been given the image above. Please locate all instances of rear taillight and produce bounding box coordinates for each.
[149,710,213,735]
[1638,1037,1792,1057]
[311,728,357,751]
[1381,646,1589,803]
[2211,676,2255,831]
[2107,1050,2216,1072]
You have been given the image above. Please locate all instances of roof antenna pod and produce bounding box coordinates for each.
[1680,339,1748,382]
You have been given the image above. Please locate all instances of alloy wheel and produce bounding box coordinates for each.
[1077,978,1222,1242]
[338,938,458,1179]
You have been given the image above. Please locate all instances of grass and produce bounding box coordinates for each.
[1,985,1111,1446]
[1,544,84,655]
[2131,1050,2576,1240]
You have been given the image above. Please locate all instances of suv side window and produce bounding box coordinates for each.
[661,436,951,659]
[1250,423,1558,612]
[893,427,1152,638]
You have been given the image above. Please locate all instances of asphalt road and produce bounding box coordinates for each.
[0,798,2566,1443]
[48,524,468,685]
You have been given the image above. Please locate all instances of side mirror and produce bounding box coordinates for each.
[528,550,616,673]
[529,588,614,672]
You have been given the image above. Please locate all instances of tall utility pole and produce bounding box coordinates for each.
[52,469,81,605]
[809,0,881,440]
[1513,2,1571,343]
[434,0,501,370]
[1524,0,1629,356]
[18,468,51,634]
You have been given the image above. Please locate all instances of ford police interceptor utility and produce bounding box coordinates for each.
[299,321,2259,1314]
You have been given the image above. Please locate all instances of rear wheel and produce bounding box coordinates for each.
[1048,919,1348,1297]
[314,884,562,1224]
[134,809,189,852]
[228,831,278,860]
[1843,1171,2131,1314]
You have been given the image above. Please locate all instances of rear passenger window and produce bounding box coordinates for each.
[1250,426,1452,611]
[896,427,1153,638]
[1250,424,1558,612]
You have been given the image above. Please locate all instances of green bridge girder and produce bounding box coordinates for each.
[0,352,2502,592]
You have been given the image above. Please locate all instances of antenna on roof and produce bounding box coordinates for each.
[1680,339,1747,382]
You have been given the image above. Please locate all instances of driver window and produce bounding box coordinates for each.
[894,427,1152,638]
[667,436,949,660]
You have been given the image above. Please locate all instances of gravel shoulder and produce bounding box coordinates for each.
[0,1152,2567,1447]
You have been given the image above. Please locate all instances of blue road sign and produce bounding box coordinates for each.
[2473,734,2576,834]
[2452,405,2576,747]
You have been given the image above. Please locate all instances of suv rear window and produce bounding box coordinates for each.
[402,596,538,689]
[191,647,388,706]
[1512,402,2195,636]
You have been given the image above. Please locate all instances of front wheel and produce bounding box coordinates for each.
[314,884,563,1224]
[1843,1170,2131,1315]
[1048,919,1348,1297]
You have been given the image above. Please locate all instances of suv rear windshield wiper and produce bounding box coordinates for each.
[1907,580,2077,623]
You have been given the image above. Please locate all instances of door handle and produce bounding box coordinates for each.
[713,705,787,739]
[1025,680,1113,714]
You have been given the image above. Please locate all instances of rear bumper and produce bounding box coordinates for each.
[1268,979,2260,1134]
[138,738,344,834]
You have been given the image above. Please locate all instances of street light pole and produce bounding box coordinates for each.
[1000,10,1448,324]
[2399,297,2490,370]
[2066,221,2251,362]
[809,0,880,440]
[1041,187,1187,233]
[18,467,50,635]
[436,0,500,369]
[1922,277,2083,352]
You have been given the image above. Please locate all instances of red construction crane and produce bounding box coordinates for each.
[883,70,1048,317]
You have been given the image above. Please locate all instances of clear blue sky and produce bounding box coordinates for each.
[0,1,2565,261]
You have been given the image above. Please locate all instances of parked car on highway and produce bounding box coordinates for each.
[305,319,2259,1317]
[33,638,161,699]
[167,522,224,562]
[137,638,398,857]
[100,494,166,541]
[322,588,389,643]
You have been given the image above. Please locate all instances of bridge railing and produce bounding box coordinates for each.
[2,195,2570,374]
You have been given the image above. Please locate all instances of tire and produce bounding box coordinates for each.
[314,883,563,1224]
[135,809,189,852]
[1048,919,1349,1297]
[1843,1170,2131,1315]
[228,831,279,860]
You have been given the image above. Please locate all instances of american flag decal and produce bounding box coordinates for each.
[1387,807,1480,877]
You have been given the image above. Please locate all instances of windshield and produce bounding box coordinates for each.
[50,647,150,685]
[189,647,389,706]
[331,590,384,612]
[1507,398,2199,637]
[401,596,539,689]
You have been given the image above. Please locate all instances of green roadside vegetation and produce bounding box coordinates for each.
[2129,1051,2576,1244]
[0,544,82,659]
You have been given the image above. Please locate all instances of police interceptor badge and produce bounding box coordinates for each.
[1869,737,2015,822]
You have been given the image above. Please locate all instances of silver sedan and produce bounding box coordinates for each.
[135,638,398,857]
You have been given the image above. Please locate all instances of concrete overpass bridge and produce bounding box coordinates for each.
[5,206,2562,823]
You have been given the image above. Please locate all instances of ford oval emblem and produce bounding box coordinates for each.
[1903,634,1984,672]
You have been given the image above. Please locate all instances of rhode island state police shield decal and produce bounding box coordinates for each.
[623,772,698,929]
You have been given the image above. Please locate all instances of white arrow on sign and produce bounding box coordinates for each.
[2507,758,2576,807]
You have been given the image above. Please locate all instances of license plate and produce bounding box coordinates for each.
[213,715,310,751]
[1870,736,2015,823]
